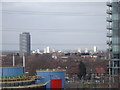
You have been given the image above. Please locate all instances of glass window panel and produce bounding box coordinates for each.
[112,14,119,20]
[112,37,119,43]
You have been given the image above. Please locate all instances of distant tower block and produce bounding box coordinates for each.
[77,48,81,53]
[37,49,40,53]
[94,46,97,52]
[46,46,50,53]
[85,48,88,53]
[44,48,47,53]
[52,48,56,52]
[20,32,31,56]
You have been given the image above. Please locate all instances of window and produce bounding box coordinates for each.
[113,54,120,59]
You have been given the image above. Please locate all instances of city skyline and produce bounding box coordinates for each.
[2,2,106,51]
[1,1,120,89]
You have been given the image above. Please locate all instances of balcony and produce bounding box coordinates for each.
[107,40,112,45]
[106,16,112,22]
[107,48,112,52]
[112,66,120,69]
[107,64,112,68]
[107,32,112,37]
[106,2,112,7]
[106,25,112,30]
[106,9,112,14]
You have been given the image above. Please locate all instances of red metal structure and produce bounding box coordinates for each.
[51,79,62,89]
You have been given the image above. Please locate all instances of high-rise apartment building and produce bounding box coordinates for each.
[19,32,31,56]
[93,46,97,53]
[106,0,120,76]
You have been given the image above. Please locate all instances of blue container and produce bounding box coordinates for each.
[36,70,66,88]
[0,67,24,78]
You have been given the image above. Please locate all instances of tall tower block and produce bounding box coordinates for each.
[20,32,31,56]
[106,0,120,76]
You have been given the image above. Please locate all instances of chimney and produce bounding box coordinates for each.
[23,53,25,67]
[13,54,15,67]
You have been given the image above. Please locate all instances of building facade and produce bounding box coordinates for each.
[20,32,31,56]
[106,0,120,75]
[0,67,65,90]
[0,67,47,90]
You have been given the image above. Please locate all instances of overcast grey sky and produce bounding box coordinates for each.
[2,2,107,51]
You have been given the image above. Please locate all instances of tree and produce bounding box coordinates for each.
[77,61,86,80]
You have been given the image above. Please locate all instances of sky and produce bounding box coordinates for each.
[1,1,107,51]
